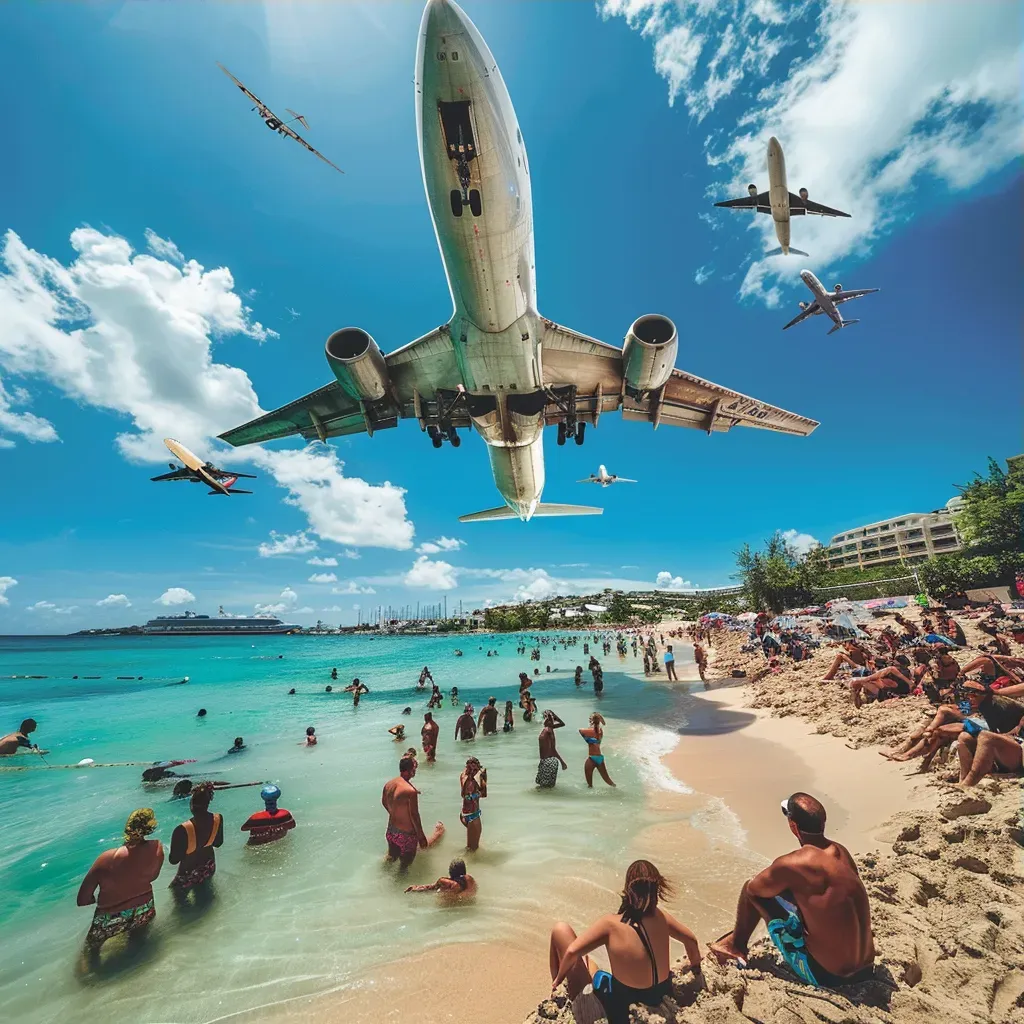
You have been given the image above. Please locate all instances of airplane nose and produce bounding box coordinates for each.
[422,0,463,38]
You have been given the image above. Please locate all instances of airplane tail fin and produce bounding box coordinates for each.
[765,246,809,257]
[827,319,858,336]
[458,503,603,523]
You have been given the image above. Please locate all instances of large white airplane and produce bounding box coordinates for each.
[152,439,256,495]
[783,270,879,335]
[219,0,819,523]
[714,137,850,257]
[578,465,636,487]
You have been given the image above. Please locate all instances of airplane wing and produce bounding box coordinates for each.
[280,124,345,174]
[833,288,879,304]
[576,477,597,484]
[714,192,771,213]
[208,468,258,480]
[217,63,276,121]
[150,468,194,482]
[788,192,850,218]
[782,304,820,331]
[540,321,818,437]
[218,327,463,447]
[613,478,638,484]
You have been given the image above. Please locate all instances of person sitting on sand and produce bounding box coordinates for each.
[953,679,1024,786]
[978,620,1014,656]
[405,858,476,896]
[847,655,915,708]
[241,786,296,846]
[389,724,406,742]
[580,712,616,788]
[708,793,875,989]
[455,704,477,742]
[77,808,164,955]
[503,700,515,733]
[0,718,43,757]
[477,697,499,736]
[168,782,223,895]
[228,737,246,754]
[460,756,487,851]
[820,642,870,681]
[421,712,439,763]
[381,756,444,869]
[536,710,568,789]
[302,726,317,746]
[549,860,701,1021]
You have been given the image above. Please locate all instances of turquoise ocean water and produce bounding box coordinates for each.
[0,632,690,1024]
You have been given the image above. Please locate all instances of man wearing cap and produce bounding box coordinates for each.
[455,704,477,742]
[477,697,500,736]
[240,786,296,846]
[708,792,875,989]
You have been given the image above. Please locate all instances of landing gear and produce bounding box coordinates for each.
[447,426,461,447]
[426,390,469,450]
[574,422,586,446]
[450,190,463,218]
[468,189,482,217]
[428,425,444,449]
[556,421,567,447]
[548,385,587,448]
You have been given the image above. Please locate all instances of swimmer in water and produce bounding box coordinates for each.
[402,706,412,715]
[0,718,42,757]
[405,858,477,896]
[331,668,338,680]
[197,708,207,717]
[302,727,317,746]
[288,688,296,695]
[228,737,246,754]
[450,686,460,707]
[240,785,296,846]
[389,724,407,742]
[503,701,515,733]
[326,685,333,693]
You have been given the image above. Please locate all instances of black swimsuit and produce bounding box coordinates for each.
[593,916,672,1024]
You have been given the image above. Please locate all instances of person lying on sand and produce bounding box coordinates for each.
[549,860,701,1021]
[708,793,875,989]
[405,858,476,896]
[381,756,444,869]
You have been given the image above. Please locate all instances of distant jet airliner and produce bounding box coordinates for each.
[578,465,636,487]
[152,439,256,495]
[783,271,879,335]
[714,137,850,256]
[220,0,818,523]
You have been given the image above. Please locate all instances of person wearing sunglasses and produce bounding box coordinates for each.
[954,679,1024,786]
[708,793,874,990]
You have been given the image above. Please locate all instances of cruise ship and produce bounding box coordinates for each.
[142,608,300,636]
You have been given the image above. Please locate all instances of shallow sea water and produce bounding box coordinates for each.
[0,632,693,1024]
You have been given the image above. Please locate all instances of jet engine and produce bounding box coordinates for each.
[325,328,393,402]
[834,284,842,293]
[798,301,808,310]
[621,314,678,396]
[799,187,809,200]
[747,184,758,196]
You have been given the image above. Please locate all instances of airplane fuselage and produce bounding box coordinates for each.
[416,0,547,519]
[799,270,841,327]
[766,137,792,252]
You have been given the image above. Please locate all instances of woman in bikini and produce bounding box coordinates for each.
[580,712,616,788]
[549,860,701,1024]
[459,757,487,852]
[168,781,223,896]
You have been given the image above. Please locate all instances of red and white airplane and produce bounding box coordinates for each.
[151,439,256,496]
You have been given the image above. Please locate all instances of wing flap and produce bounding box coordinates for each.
[714,192,770,211]
[789,192,850,218]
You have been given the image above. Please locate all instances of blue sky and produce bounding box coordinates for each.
[0,0,1020,631]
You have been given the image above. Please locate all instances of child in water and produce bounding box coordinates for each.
[301,727,317,746]
[503,701,514,733]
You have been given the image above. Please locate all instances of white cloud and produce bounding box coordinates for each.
[417,536,464,555]
[308,572,337,584]
[293,606,315,615]
[321,605,343,612]
[156,587,195,606]
[0,576,17,605]
[404,555,458,590]
[0,227,415,548]
[307,556,338,567]
[27,600,56,611]
[602,1,1024,303]
[97,593,131,608]
[255,586,298,616]
[331,581,376,595]
[143,228,184,265]
[780,529,820,557]
[259,531,317,558]
[694,264,715,285]
[55,605,77,615]
[343,549,361,560]
[655,571,694,591]
[0,376,59,447]
[513,571,560,603]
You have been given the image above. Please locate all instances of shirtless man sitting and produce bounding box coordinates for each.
[381,756,444,869]
[708,793,874,989]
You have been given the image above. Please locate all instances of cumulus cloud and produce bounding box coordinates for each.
[513,571,561,603]
[601,1,1024,303]
[27,600,56,611]
[307,556,338,567]
[308,572,337,584]
[0,376,59,448]
[0,227,415,548]
[143,228,184,265]
[780,528,821,557]
[0,576,17,605]
[655,571,694,591]
[255,586,298,615]
[331,581,377,595]
[156,587,195,606]
[321,605,343,612]
[694,264,715,285]
[259,531,317,558]
[416,536,465,555]
[97,593,131,608]
[404,555,458,590]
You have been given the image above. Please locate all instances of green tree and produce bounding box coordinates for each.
[734,532,825,613]
[606,592,635,623]
[954,457,1024,554]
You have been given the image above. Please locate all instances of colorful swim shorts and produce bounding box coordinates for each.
[535,757,560,788]
[169,858,216,891]
[85,897,156,949]
[386,828,420,858]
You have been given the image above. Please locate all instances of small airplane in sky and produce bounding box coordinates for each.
[714,137,850,256]
[578,465,637,487]
[217,63,344,174]
[783,270,879,335]
[220,0,818,523]
[151,439,256,495]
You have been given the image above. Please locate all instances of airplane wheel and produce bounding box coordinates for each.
[556,422,566,446]
[469,189,482,217]
[266,118,281,131]
[574,422,586,446]
[450,190,463,218]
[432,434,443,449]
[448,427,461,447]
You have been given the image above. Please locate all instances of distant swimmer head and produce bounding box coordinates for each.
[306,726,316,737]
[232,737,245,750]
[123,808,158,847]
[326,686,333,692]
[402,707,412,715]
[197,708,207,717]
[191,781,215,811]
[172,780,193,799]
[261,784,281,810]
[288,688,296,695]
[20,718,38,735]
